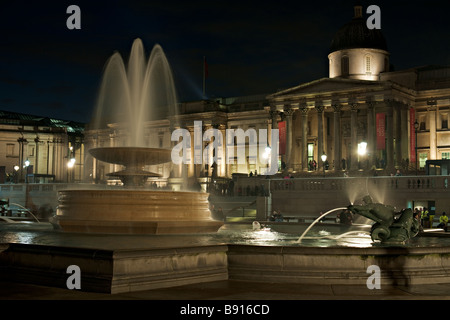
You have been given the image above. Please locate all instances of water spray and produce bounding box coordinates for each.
[10,203,41,223]
[296,207,347,243]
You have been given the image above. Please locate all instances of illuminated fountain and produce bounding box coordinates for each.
[56,39,222,234]
[1,39,450,296]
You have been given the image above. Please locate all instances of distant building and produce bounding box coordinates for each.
[0,110,85,183]
[84,4,450,184]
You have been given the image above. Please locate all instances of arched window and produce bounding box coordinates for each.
[365,56,371,73]
[341,56,349,76]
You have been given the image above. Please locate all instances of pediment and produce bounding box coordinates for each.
[269,78,387,99]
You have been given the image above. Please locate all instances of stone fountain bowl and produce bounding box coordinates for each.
[89,147,173,167]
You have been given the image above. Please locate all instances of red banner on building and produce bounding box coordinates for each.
[410,108,416,163]
[278,121,286,155]
[376,113,385,150]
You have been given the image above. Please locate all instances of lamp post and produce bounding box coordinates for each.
[358,142,367,170]
[13,165,19,184]
[414,120,419,175]
[67,157,76,182]
[321,153,327,178]
[24,159,30,184]
[263,146,271,175]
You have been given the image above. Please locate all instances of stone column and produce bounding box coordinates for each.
[315,102,325,170]
[366,98,375,169]
[401,105,409,162]
[300,106,309,171]
[350,102,358,171]
[269,108,279,130]
[386,100,394,172]
[428,100,437,160]
[269,108,279,173]
[332,103,342,171]
[34,136,40,174]
[218,124,226,177]
[284,105,294,171]
[394,101,402,167]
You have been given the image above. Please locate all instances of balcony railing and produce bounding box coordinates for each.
[267,176,450,192]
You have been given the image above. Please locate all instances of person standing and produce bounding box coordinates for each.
[438,212,448,232]
[421,207,429,228]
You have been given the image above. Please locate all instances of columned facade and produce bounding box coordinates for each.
[266,79,422,175]
[80,5,450,184]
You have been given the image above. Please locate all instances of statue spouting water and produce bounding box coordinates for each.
[348,195,420,244]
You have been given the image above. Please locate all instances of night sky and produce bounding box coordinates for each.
[0,0,449,124]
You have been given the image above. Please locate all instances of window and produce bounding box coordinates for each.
[441,113,448,129]
[158,132,164,148]
[307,143,314,167]
[341,56,349,76]
[419,153,428,169]
[6,143,16,157]
[442,152,450,160]
[365,56,371,73]
[420,121,426,131]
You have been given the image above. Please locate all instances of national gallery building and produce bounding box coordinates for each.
[84,5,450,185]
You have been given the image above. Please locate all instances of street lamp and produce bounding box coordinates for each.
[67,157,76,182]
[13,165,19,184]
[321,153,327,177]
[263,146,271,175]
[24,159,30,183]
[358,142,367,170]
[414,120,419,175]
[67,157,76,169]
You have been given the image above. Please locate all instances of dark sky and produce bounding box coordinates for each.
[0,0,449,124]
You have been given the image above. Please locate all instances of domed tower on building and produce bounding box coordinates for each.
[328,4,390,80]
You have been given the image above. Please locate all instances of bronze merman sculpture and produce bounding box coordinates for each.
[348,195,420,244]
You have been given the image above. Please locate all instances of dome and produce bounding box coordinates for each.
[329,7,388,53]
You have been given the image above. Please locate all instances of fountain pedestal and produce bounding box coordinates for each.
[56,147,223,234]
[56,189,223,234]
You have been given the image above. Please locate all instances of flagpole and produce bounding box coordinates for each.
[202,56,206,99]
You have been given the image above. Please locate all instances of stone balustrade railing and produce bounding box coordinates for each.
[232,175,450,195]
[269,176,450,192]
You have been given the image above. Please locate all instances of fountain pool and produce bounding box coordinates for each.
[1,219,450,294]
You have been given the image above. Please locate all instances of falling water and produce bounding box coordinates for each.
[10,203,41,223]
[296,207,347,243]
[91,39,178,147]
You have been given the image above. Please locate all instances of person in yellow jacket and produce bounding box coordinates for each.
[421,208,429,227]
[429,210,435,228]
[438,212,448,232]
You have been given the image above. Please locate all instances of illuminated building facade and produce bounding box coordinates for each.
[84,5,450,184]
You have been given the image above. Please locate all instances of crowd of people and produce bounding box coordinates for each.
[414,207,448,231]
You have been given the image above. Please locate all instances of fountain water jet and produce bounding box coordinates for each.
[56,39,222,234]
[296,207,347,243]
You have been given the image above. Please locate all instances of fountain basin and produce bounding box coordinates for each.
[89,147,173,186]
[227,243,450,287]
[89,147,172,167]
[56,189,223,234]
[1,227,450,294]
